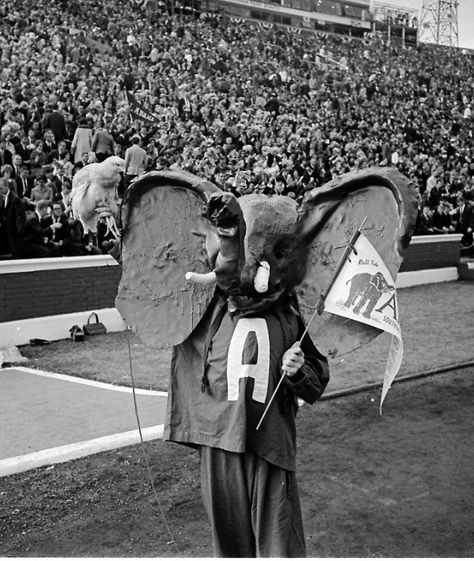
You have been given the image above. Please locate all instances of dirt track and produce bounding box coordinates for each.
[299,367,474,557]
[1,367,473,557]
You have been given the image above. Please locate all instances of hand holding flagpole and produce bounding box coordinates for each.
[255,217,367,431]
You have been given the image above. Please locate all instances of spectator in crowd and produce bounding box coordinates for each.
[60,214,101,256]
[42,130,57,155]
[73,152,90,174]
[91,122,115,162]
[11,154,23,179]
[41,201,66,243]
[97,216,118,253]
[52,147,75,182]
[432,199,455,234]
[453,192,474,254]
[124,135,147,189]
[0,165,16,194]
[0,175,26,258]
[30,176,54,203]
[47,140,69,165]
[415,204,436,235]
[14,133,31,163]
[1,0,474,258]
[71,119,93,165]
[29,141,49,177]
[14,165,33,199]
[42,103,68,143]
[20,200,62,259]
[0,137,13,168]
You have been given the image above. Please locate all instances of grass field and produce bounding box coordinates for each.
[1,367,473,557]
[2,280,473,557]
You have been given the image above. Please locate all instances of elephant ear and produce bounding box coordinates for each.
[115,169,221,349]
[296,166,418,358]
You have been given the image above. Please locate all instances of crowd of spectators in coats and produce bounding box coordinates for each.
[0,0,473,260]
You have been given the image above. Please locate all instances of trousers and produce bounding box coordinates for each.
[199,446,306,558]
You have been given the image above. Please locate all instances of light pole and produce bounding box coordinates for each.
[419,0,459,48]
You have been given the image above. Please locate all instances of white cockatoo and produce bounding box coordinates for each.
[71,156,125,240]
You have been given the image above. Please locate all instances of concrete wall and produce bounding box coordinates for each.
[0,234,463,346]
[400,234,462,272]
[0,256,121,323]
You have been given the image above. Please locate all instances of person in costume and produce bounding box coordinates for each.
[80,167,417,558]
[165,287,329,557]
[126,183,331,557]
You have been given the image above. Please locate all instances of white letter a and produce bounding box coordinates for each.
[226,318,270,403]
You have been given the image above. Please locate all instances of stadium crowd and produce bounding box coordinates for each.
[1,0,474,259]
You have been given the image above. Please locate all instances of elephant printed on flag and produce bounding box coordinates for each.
[323,233,403,412]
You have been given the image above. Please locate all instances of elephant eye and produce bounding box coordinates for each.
[273,239,290,260]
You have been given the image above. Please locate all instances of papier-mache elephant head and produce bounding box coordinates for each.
[115,167,418,357]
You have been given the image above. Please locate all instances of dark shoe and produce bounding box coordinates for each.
[29,338,51,346]
[69,325,85,342]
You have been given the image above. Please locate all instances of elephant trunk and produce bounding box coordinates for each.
[185,194,272,295]
[206,193,247,294]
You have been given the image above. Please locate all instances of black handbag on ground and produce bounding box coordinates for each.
[69,325,84,342]
[83,313,107,336]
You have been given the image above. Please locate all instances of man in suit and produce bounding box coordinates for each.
[91,122,115,162]
[73,151,90,174]
[9,154,21,179]
[42,104,67,142]
[14,132,31,162]
[0,179,26,258]
[20,200,62,258]
[454,193,474,255]
[46,140,69,165]
[14,166,34,199]
[415,204,436,235]
[41,201,67,243]
[43,129,57,154]
[0,136,13,169]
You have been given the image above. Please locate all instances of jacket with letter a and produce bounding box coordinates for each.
[164,293,329,471]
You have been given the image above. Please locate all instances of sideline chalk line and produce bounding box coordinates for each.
[0,366,167,477]
[0,425,164,478]
[1,366,168,396]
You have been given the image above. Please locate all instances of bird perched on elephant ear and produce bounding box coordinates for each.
[71,156,125,240]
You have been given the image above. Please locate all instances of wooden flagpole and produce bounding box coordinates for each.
[255,217,368,431]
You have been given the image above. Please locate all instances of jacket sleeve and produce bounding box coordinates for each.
[283,329,330,405]
[14,199,26,235]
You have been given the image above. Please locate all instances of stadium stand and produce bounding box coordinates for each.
[0,0,473,260]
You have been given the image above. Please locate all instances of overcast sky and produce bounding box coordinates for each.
[380,0,474,49]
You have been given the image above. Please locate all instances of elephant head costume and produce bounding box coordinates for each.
[115,167,418,357]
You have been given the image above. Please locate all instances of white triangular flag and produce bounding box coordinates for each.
[324,233,403,412]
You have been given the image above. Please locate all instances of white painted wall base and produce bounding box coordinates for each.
[396,267,459,288]
[0,268,460,347]
[0,307,127,347]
